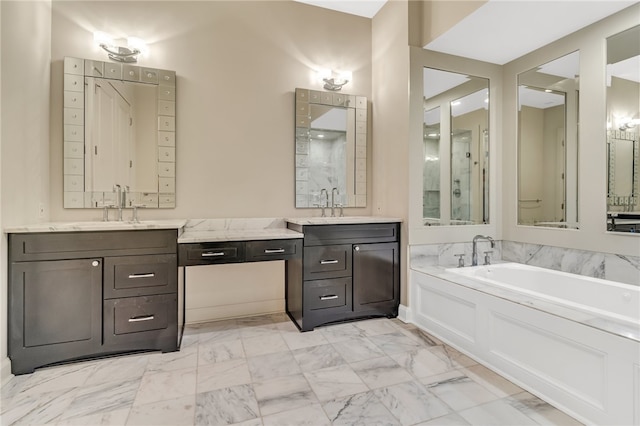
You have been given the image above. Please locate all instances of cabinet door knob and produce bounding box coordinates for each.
[92,260,100,267]
[354,246,360,252]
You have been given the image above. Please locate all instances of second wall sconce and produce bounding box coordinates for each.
[317,68,352,91]
[94,31,148,63]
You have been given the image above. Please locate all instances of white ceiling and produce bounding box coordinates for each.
[295,0,637,65]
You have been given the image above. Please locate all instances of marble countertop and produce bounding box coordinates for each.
[412,264,640,343]
[285,216,402,225]
[178,228,303,243]
[4,219,188,233]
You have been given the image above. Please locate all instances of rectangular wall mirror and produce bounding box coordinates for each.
[63,57,176,208]
[517,51,579,228]
[606,25,640,233]
[423,68,490,226]
[294,88,367,208]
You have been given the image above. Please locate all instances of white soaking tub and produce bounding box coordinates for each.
[410,262,640,426]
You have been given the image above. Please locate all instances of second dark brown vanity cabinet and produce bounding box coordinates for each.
[8,229,179,375]
[286,222,400,331]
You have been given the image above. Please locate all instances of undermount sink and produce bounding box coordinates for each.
[285,216,402,225]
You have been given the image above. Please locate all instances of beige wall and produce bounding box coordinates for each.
[420,0,487,47]
[372,1,411,305]
[1,0,52,382]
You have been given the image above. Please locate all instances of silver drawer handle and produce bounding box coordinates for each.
[264,248,285,254]
[128,273,155,279]
[320,295,338,300]
[320,260,339,265]
[202,252,225,257]
[128,315,155,322]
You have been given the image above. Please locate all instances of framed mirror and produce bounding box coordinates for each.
[423,68,490,226]
[63,57,176,208]
[606,25,640,232]
[517,51,579,228]
[294,88,367,208]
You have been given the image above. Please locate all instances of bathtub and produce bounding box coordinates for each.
[410,262,640,426]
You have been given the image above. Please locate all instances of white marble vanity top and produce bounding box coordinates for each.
[4,219,187,233]
[285,216,402,225]
[178,218,303,243]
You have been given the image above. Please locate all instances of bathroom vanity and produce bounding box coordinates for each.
[5,216,400,374]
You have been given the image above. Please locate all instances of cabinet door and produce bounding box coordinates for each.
[352,242,399,314]
[9,258,102,374]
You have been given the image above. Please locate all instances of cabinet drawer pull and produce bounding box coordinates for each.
[128,315,155,322]
[320,295,339,300]
[264,248,285,254]
[128,273,155,279]
[202,252,225,257]
[320,260,339,265]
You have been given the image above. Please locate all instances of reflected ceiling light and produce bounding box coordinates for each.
[94,31,148,63]
[317,69,352,91]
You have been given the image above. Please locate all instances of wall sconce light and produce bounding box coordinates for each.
[317,68,352,91]
[618,117,640,131]
[93,31,148,63]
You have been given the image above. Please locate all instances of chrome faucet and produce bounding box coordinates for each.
[319,189,328,217]
[331,188,339,217]
[472,234,495,266]
[113,184,124,221]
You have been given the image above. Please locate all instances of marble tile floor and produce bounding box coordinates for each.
[0,315,583,426]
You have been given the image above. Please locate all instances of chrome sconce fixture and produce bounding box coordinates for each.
[317,68,352,91]
[94,31,148,63]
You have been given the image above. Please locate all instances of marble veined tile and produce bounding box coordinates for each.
[457,398,539,425]
[133,367,197,406]
[83,355,148,386]
[331,337,386,363]
[60,378,140,421]
[374,380,451,425]
[304,365,368,401]
[56,407,129,426]
[242,333,289,357]
[390,348,454,378]
[18,362,96,396]
[368,332,424,355]
[353,318,400,336]
[195,384,259,426]
[397,327,442,346]
[461,364,523,398]
[350,356,413,389]
[0,387,76,426]
[507,391,584,425]
[253,374,318,416]
[198,339,245,365]
[281,328,329,350]
[319,323,366,343]
[292,344,346,372]
[419,412,471,425]
[197,359,251,394]
[247,350,301,381]
[423,375,500,412]
[322,391,400,426]
[261,402,331,426]
[145,346,198,373]
[429,345,477,369]
[126,395,195,426]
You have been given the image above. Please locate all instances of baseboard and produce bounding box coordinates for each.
[397,304,412,323]
[1,357,12,384]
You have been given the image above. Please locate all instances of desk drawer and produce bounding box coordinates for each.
[104,254,177,299]
[178,242,245,266]
[303,244,352,280]
[305,278,351,311]
[246,239,302,262]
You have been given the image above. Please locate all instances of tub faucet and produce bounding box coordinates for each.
[472,234,495,266]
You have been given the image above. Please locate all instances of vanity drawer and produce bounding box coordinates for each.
[104,254,177,299]
[245,239,302,262]
[303,223,399,246]
[104,294,177,345]
[178,242,245,266]
[304,278,351,311]
[303,244,352,280]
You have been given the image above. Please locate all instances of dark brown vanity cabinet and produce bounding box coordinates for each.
[286,222,400,331]
[8,229,179,374]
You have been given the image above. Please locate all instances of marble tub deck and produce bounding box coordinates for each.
[0,316,582,426]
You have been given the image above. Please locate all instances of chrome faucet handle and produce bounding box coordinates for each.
[313,203,326,217]
[454,253,465,268]
[131,204,146,223]
[336,203,344,217]
[483,250,493,265]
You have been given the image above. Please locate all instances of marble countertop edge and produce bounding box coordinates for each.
[178,228,304,243]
